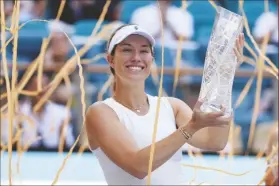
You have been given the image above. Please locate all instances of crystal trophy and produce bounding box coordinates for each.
[198,6,243,116]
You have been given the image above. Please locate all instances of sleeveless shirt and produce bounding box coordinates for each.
[93,94,186,185]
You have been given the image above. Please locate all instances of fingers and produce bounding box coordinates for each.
[233,47,240,58]
[240,33,245,47]
[215,111,233,124]
[207,111,224,118]
[237,33,244,52]
[210,123,229,128]
[236,38,241,53]
[220,105,225,112]
[234,34,244,63]
[206,106,233,121]
[194,99,204,111]
[216,115,233,123]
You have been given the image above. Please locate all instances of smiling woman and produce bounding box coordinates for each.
[85,24,244,185]
[107,24,155,92]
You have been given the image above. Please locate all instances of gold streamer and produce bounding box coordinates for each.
[37,39,48,92]
[0,93,7,100]
[242,56,278,79]
[172,0,187,96]
[208,0,218,10]
[1,1,16,184]
[257,162,279,185]
[1,103,8,113]
[4,0,66,92]
[16,122,23,175]
[51,1,112,184]
[234,75,255,108]
[8,1,17,32]
[58,75,73,154]
[147,1,165,185]
[0,0,278,184]
[247,33,270,152]
[182,163,252,176]
[32,20,113,113]
[187,147,199,184]
[241,10,278,75]
[11,1,21,178]
[77,145,88,155]
[97,74,114,101]
[228,121,235,157]
[81,53,107,65]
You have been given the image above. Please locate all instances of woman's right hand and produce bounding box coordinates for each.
[188,101,233,134]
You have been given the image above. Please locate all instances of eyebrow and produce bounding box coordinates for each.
[119,43,150,48]
[119,43,132,47]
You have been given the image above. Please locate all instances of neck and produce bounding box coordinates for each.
[113,79,147,109]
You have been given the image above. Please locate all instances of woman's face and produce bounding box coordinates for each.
[108,34,153,82]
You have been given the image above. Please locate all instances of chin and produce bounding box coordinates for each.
[126,74,148,82]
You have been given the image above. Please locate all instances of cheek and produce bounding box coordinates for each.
[111,59,123,73]
[144,56,154,67]
[113,56,127,69]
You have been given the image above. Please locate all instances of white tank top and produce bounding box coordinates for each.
[93,94,186,185]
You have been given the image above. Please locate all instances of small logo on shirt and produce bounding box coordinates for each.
[134,26,138,30]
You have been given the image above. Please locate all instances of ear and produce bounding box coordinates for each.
[107,54,115,69]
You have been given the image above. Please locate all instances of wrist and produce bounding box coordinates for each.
[180,120,198,137]
[178,121,198,142]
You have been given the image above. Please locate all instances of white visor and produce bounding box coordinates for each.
[108,25,155,54]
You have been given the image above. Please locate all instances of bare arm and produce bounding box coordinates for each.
[168,97,230,151]
[85,103,191,179]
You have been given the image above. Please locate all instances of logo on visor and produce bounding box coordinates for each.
[134,26,138,30]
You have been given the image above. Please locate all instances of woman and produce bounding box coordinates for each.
[85,24,244,185]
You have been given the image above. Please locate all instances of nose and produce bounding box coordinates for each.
[131,50,141,62]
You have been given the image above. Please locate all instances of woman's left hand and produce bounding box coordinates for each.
[233,33,245,63]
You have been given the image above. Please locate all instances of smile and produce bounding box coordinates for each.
[126,65,145,72]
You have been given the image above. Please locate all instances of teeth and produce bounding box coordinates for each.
[128,66,142,71]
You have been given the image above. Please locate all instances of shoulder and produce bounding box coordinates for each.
[167,96,188,108]
[167,97,192,116]
[85,100,122,151]
[149,95,191,115]
[86,100,119,126]
[87,100,116,116]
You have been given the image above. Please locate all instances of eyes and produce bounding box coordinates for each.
[121,48,150,54]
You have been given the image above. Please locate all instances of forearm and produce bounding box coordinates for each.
[206,125,230,149]
[134,127,189,178]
